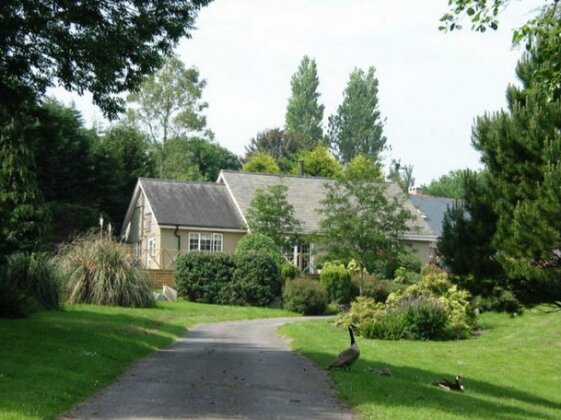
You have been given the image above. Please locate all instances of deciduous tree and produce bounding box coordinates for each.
[242,152,281,174]
[292,146,342,178]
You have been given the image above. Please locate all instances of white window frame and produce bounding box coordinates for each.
[134,241,141,259]
[188,232,224,252]
[147,237,156,266]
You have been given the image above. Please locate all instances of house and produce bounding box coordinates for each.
[408,193,461,238]
[121,171,437,271]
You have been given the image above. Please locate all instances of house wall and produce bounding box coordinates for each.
[157,228,246,270]
[404,239,434,264]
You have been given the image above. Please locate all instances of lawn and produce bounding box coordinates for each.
[280,308,561,419]
[0,301,296,420]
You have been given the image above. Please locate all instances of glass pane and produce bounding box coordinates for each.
[189,234,199,251]
[213,234,223,252]
[200,233,212,251]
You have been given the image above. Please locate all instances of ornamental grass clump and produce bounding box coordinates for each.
[59,233,154,308]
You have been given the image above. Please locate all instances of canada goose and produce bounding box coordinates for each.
[432,375,464,392]
[328,325,360,371]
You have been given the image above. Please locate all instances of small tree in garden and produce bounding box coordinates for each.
[242,152,280,174]
[245,185,301,252]
[318,179,413,295]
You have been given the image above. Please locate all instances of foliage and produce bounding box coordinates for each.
[342,154,383,182]
[0,0,212,117]
[318,178,413,294]
[320,262,352,303]
[474,287,524,316]
[242,151,281,174]
[387,159,415,193]
[245,128,301,172]
[0,108,50,256]
[292,146,342,178]
[281,262,301,281]
[339,271,476,340]
[440,1,561,97]
[282,277,328,315]
[175,252,235,304]
[245,185,301,251]
[422,169,471,199]
[153,136,239,181]
[59,233,154,308]
[329,67,387,163]
[127,55,212,143]
[0,265,38,318]
[5,252,61,310]
[231,253,283,307]
[350,275,397,303]
[440,47,561,305]
[235,233,282,264]
[285,56,325,149]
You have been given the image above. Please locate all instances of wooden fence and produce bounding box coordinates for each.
[144,269,175,288]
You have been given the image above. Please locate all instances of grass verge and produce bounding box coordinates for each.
[0,301,296,420]
[280,309,561,419]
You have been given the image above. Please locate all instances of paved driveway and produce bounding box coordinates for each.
[62,317,354,419]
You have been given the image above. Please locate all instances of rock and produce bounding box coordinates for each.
[152,292,167,301]
[163,285,177,302]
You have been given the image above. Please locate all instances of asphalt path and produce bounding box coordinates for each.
[62,317,354,419]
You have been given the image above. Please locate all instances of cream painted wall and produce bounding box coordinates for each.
[405,240,434,264]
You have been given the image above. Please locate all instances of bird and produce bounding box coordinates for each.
[328,324,360,371]
[432,375,464,392]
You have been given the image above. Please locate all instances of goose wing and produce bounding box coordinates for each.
[329,346,360,368]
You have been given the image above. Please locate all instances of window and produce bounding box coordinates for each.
[134,241,141,259]
[188,232,224,252]
[147,237,156,266]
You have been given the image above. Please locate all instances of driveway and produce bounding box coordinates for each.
[62,317,354,419]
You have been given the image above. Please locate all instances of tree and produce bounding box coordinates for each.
[285,56,325,149]
[181,137,240,181]
[127,55,212,143]
[245,128,300,172]
[292,146,342,178]
[328,67,387,163]
[0,0,212,117]
[388,159,415,193]
[152,137,204,181]
[245,185,301,251]
[318,178,413,294]
[422,169,472,199]
[441,1,561,98]
[343,154,384,182]
[242,152,281,174]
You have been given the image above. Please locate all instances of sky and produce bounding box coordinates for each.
[51,0,544,185]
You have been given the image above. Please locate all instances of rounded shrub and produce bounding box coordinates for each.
[231,253,282,307]
[0,265,38,318]
[320,263,352,303]
[235,233,282,264]
[281,262,300,281]
[5,252,62,310]
[175,252,234,304]
[350,275,398,303]
[282,278,328,315]
[59,233,154,308]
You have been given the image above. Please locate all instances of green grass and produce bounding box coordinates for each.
[280,309,561,419]
[0,301,296,420]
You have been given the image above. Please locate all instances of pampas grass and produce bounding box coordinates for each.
[59,233,154,308]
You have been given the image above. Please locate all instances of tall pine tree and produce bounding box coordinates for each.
[328,67,387,163]
[285,56,325,150]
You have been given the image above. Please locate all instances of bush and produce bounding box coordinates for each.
[320,263,352,303]
[0,265,38,318]
[371,252,422,279]
[281,262,300,281]
[231,253,282,306]
[351,275,399,302]
[283,277,328,315]
[475,287,524,315]
[235,233,282,264]
[59,233,154,308]
[175,252,235,304]
[339,271,476,341]
[5,252,62,310]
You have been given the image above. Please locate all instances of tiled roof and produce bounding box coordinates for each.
[139,178,245,230]
[218,171,434,238]
[409,195,461,237]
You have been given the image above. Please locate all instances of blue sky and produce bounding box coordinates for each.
[52,0,543,185]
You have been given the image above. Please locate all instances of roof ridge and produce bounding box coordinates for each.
[139,177,223,187]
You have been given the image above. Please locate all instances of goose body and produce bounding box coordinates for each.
[432,375,464,392]
[328,325,360,371]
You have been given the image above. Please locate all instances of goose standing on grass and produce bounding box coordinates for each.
[328,325,360,371]
[432,375,464,392]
